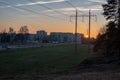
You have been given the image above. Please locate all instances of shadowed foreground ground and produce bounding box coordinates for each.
[1,55,120,80]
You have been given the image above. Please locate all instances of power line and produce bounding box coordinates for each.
[80,10,97,53]
[0,1,67,21]
[69,9,78,54]
[27,0,69,17]
[64,0,76,9]
[70,9,97,54]
[64,0,86,16]
[64,0,84,15]
[64,0,83,54]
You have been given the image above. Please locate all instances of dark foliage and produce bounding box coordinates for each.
[94,0,120,58]
[0,26,29,44]
[0,33,10,43]
[13,33,29,43]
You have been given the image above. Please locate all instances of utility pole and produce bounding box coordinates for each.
[88,9,91,53]
[75,9,78,54]
[70,9,97,54]
[70,9,78,54]
[82,10,97,53]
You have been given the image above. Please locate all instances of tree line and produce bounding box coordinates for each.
[94,0,120,59]
[0,26,29,44]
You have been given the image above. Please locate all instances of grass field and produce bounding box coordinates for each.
[0,44,90,76]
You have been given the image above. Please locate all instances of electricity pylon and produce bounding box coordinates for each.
[70,9,97,54]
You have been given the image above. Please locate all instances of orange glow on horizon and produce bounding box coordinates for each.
[85,35,89,38]
[0,18,99,38]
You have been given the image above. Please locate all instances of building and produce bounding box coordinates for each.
[50,32,73,43]
[28,34,37,42]
[75,33,84,44]
[36,30,47,42]
[0,29,84,44]
[50,32,84,44]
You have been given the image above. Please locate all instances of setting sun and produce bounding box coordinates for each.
[85,35,89,38]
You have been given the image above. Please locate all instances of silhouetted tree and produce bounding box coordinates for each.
[103,0,120,56]
[0,32,10,43]
[93,27,107,53]
[14,26,29,43]
[94,0,120,57]
[8,27,16,43]
[19,26,29,34]
[9,27,15,33]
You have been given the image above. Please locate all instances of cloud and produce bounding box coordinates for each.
[59,8,75,11]
[40,6,103,16]
[0,0,65,8]
[88,0,107,4]
[16,0,65,6]
[44,6,102,12]
[40,7,75,15]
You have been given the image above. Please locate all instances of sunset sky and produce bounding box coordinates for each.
[0,0,107,38]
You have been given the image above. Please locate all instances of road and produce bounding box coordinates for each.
[0,43,77,51]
